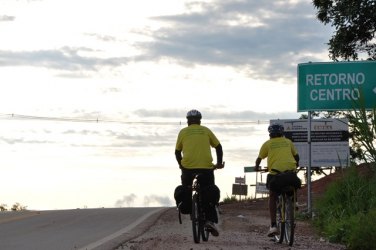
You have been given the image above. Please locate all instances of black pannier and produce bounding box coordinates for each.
[174,185,192,214]
[269,170,301,193]
[201,184,220,206]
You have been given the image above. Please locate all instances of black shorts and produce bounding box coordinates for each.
[181,168,215,187]
[266,174,276,190]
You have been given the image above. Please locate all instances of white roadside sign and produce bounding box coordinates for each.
[270,119,350,167]
[256,182,269,194]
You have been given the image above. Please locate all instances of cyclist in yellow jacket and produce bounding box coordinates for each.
[175,109,224,237]
[255,123,299,237]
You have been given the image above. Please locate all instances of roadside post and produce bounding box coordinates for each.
[244,166,255,197]
[232,176,247,200]
[244,166,268,198]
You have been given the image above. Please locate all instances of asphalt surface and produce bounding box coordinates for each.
[0,207,164,250]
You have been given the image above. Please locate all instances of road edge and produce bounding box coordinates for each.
[84,207,171,250]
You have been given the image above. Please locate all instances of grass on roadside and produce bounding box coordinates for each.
[313,166,376,250]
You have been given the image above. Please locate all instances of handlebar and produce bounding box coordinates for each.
[254,166,268,172]
[179,161,225,171]
[214,161,225,169]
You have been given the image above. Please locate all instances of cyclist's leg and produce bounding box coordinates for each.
[266,174,279,236]
[269,191,277,226]
[204,185,219,223]
[179,168,194,213]
[200,170,219,236]
[181,168,195,186]
[266,174,277,226]
[199,169,216,220]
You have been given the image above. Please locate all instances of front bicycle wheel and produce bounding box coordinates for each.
[284,194,295,246]
[191,194,200,243]
[274,196,285,244]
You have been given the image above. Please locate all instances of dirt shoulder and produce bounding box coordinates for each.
[115,198,346,250]
[112,166,375,250]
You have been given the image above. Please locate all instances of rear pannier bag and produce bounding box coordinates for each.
[174,185,192,214]
[269,170,301,192]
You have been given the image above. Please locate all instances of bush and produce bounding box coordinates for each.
[348,209,376,250]
[313,166,376,249]
[222,195,240,203]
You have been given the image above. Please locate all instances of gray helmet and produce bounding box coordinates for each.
[268,123,284,135]
[186,109,202,120]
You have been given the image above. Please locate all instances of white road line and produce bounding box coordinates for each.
[77,207,166,250]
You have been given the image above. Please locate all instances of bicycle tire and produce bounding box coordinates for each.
[191,194,200,243]
[201,222,209,241]
[274,196,285,243]
[202,205,218,241]
[178,204,182,224]
[284,193,295,246]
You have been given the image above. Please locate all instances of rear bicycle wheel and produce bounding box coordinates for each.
[274,196,285,243]
[284,194,295,246]
[191,194,200,243]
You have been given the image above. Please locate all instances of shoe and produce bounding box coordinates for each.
[267,226,278,237]
[205,221,219,236]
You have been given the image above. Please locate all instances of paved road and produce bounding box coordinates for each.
[0,207,164,250]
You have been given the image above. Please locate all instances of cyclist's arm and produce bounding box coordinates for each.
[255,157,262,171]
[175,149,183,168]
[215,143,224,168]
[294,154,300,167]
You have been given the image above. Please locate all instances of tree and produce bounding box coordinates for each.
[346,108,376,164]
[11,202,27,211]
[313,0,376,60]
[0,204,8,211]
[312,0,376,168]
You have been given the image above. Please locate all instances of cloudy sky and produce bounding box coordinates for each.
[0,0,333,210]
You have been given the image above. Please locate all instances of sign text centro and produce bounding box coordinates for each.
[298,61,376,111]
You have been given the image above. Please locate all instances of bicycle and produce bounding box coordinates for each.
[177,163,224,244]
[177,173,212,243]
[255,167,298,247]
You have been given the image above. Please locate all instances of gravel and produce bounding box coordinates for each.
[114,198,346,250]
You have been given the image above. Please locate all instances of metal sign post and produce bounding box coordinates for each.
[307,111,312,215]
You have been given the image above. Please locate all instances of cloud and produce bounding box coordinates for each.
[114,194,173,207]
[143,195,173,207]
[84,33,118,42]
[0,47,129,73]
[0,108,300,149]
[114,193,137,207]
[0,132,54,145]
[0,1,332,83]
[137,0,332,82]
[134,108,299,121]
[0,15,15,22]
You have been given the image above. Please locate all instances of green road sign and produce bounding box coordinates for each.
[244,166,255,173]
[298,61,376,111]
